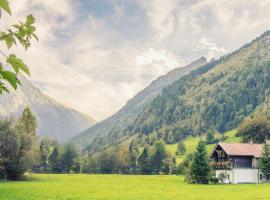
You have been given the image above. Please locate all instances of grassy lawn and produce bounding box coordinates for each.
[0,174,270,200]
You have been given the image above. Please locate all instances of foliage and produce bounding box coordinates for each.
[260,143,270,180]
[48,147,61,173]
[60,145,78,173]
[137,147,151,174]
[176,141,186,155]
[150,141,167,174]
[189,141,210,184]
[177,153,193,175]
[0,107,37,180]
[0,0,37,94]
[126,31,270,146]
[238,116,270,143]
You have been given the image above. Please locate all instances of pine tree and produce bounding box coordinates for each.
[138,148,151,174]
[151,141,166,174]
[260,143,270,181]
[190,141,210,184]
[128,140,138,173]
[48,147,60,173]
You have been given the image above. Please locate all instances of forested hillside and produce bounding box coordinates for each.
[129,31,270,145]
[73,57,207,150]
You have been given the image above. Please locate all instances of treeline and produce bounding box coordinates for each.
[82,140,177,175]
[34,139,80,174]
[0,107,81,180]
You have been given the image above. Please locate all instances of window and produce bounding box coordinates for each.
[260,174,263,181]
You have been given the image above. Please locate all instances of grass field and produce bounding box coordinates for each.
[0,174,270,200]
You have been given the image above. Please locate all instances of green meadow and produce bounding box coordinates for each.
[0,174,270,200]
[166,129,240,163]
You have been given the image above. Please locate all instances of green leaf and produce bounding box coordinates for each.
[5,34,13,48]
[0,82,10,94]
[0,70,19,89]
[0,0,11,15]
[26,15,35,25]
[6,54,30,75]
[31,32,38,41]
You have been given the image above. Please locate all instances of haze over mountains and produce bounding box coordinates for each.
[73,57,207,150]
[74,30,270,153]
[0,76,96,142]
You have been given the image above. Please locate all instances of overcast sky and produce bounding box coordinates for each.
[2,0,270,121]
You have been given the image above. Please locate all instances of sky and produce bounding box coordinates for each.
[2,0,270,121]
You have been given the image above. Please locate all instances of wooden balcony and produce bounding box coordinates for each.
[210,161,232,169]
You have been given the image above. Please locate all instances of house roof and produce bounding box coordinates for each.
[215,142,264,158]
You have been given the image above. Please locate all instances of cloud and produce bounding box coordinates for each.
[2,0,270,121]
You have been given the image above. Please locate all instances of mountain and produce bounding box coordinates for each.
[127,31,270,145]
[0,76,96,142]
[73,57,207,151]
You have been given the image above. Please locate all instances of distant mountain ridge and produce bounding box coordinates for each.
[0,76,96,142]
[73,57,207,150]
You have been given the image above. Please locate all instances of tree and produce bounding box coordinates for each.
[0,108,37,180]
[190,141,210,184]
[260,143,270,181]
[150,141,166,174]
[0,0,37,94]
[238,117,270,143]
[138,147,151,174]
[205,132,215,144]
[96,151,115,174]
[60,145,77,173]
[128,140,138,173]
[48,147,60,173]
[178,153,193,175]
[39,138,52,173]
[176,141,186,155]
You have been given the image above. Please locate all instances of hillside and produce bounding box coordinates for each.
[128,31,270,144]
[73,57,207,150]
[0,76,96,142]
[166,129,240,163]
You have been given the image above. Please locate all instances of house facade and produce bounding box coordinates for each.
[210,142,265,184]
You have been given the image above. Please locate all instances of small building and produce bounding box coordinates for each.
[210,142,265,184]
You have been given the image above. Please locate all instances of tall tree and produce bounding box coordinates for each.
[128,140,138,173]
[48,147,60,173]
[260,143,270,181]
[60,145,77,173]
[0,108,37,180]
[151,141,166,174]
[190,141,210,184]
[39,138,52,173]
[0,0,37,94]
[138,147,151,174]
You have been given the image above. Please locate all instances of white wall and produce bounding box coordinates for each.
[233,169,258,183]
[216,169,260,184]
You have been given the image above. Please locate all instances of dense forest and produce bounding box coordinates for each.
[125,31,270,145]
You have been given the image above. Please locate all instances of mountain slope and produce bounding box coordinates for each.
[0,76,96,142]
[129,31,270,144]
[73,57,207,150]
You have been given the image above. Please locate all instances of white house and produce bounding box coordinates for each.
[210,142,267,184]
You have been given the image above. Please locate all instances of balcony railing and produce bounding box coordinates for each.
[210,161,232,169]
